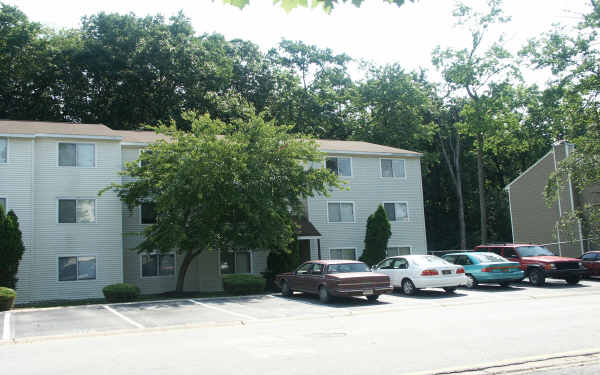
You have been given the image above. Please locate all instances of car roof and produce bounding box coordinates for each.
[444,251,499,257]
[476,243,541,248]
[305,260,364,265]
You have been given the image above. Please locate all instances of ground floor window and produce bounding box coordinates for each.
[58,256,96,281]
[220,251,251,274]
[329,248,356,260]
[0,197,5,213]
[386,246,411,257]
[141,253,175,277]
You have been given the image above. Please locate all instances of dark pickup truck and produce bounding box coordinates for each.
[474,244,587,286]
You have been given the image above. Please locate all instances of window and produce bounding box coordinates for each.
[503,248,520,258]
[380,159,405,178]
[325,157,352,177]
[387,246,411,257]
[58,199,95,223]
[327,202,354,223]
[59,143,95,167]
[0,198,5,213]
[58,256,96,281]
[0,138,7,163]
[220,251,251,274]
[139,149,153,167]
[384,202,408,221]
[312,264,324,274]
[377,258,394,269]
[141,202,157,224]
[455,255,473,266]
[392,258,408,269]
[330,248,356,260]
[141,253,175,277]
[582,253,596,261]
[296,263,314,275]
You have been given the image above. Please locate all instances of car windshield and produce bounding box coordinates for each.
[328,263,370,273]
[471,253,508,263]
[517,246,555,257]
[411,255,452,266]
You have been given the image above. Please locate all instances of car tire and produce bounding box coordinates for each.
[281,281,293,297]
[566,275,580,285]
[499,281,511,288]
[402,279,416,295]
[465,274,478,289]
[529,269,546,286]
[319,286,331,303]
[366,295,379,302]
[443,287,457,294]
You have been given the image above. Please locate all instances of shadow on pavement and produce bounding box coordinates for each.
[461,284,527,292]
[388,288,467,299]
[271,292,393,308]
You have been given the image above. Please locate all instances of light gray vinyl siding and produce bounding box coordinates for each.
[0,138,34,302]
[307,155,427,260]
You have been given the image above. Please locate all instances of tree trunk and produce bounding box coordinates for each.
[175,250,202,293]
[477,132,487,244]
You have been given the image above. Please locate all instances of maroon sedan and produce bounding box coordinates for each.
[275,260,392,303]
[580,251,600,276]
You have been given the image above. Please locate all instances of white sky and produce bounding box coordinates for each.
[8,0,593,83]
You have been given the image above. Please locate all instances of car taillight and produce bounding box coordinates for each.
[421,269,439,276]
[456,268,465,274]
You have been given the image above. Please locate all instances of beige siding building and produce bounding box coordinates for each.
[1,120,427,302]
[505,141,593,258]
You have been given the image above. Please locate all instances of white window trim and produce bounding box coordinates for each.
[139,202,157,225]
[0,197,7,211]
[219,250,253,276]
[56,255,98,282]
[57,141,97,168]
[328,247,357,260]
[386,245,413,256]
[56,198,97,224]
[0,138,8,164]
[139,252,176,279]
[327,201,356,224]
[379,158,407,179]
[323,156,353,178]
[382,201,410,222]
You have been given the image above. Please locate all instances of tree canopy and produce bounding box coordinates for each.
[222,0,413,13]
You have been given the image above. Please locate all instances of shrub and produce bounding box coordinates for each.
[0,210,26,289]
[102,283,140,303]
[222,274,266,295]
[0,287,16,311]
[262,247,299,291]
[359,205,391,266]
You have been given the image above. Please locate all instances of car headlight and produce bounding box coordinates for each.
[545,263,557,270]
[579,262,584,267]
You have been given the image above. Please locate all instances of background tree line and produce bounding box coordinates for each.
[2,1,596,250]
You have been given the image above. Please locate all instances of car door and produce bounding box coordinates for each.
[292,263,314,292]
[391,258,409,285]
[373,258,395,285]
[456,255,474,273]
[305,263,325,293]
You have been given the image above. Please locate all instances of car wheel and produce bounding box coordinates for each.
[566,275,580,285]
[529,269,546,286]
[319,286,331,303]
[499,281,511,288]
[402,279,416,295]
[281,281,293,297]
[443,287,457,294]
[366,295,379,302]
[465,274,478,288]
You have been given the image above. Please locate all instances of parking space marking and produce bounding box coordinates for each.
[2,311,11,341]
[102,305,144,329]
[188,299,259,321]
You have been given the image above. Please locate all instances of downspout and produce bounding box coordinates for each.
[552,146,562,256]
[565,142,585,255]
[506,186,515,243]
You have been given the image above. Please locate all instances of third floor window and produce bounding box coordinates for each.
[59,143,95,167]
[326,157,352,177]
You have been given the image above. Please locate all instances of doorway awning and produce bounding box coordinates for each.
[296,217,322,240]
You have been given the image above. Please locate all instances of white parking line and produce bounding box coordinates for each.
[188,299,259,321]
[102,305,144,329]
[2,312,11,341]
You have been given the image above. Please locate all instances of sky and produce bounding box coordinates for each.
[7,0,593,83]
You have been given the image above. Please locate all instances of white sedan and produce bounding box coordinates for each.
[372,255,468,295]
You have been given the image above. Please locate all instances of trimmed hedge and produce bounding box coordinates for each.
[222,274,266,295]
[102,283,140,303]
[0,287,16,311]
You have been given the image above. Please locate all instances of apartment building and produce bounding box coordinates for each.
[0,120,427,302]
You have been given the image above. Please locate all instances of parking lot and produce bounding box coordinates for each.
[3,278,600,343]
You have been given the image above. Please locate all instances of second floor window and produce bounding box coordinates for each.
[0,138,7,163]
[381,159,405,178]
[59,143,95,167]
[326,157,352,177]
[0,198,5,213]
[328,202,354,223]
[384,202,408,221]
[58,199,95,223]
[141,202,157,224]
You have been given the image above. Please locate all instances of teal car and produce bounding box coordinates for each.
[442,252,525,288]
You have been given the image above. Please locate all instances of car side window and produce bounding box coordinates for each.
[595,254,600,261]
[393,258,408,269]
[377,259,394,269]
[444,255,457,264]
[486,247,501,256]
[296,263,313,275]
[503,248,518,258]
[311,264,324,275]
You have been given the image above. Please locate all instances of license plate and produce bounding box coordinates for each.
[363,289,373,295]
[442,270,451,275]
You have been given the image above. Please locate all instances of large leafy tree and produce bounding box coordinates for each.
[0,209,25,289]
[103,111,339,292]
[222,0,413,13]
